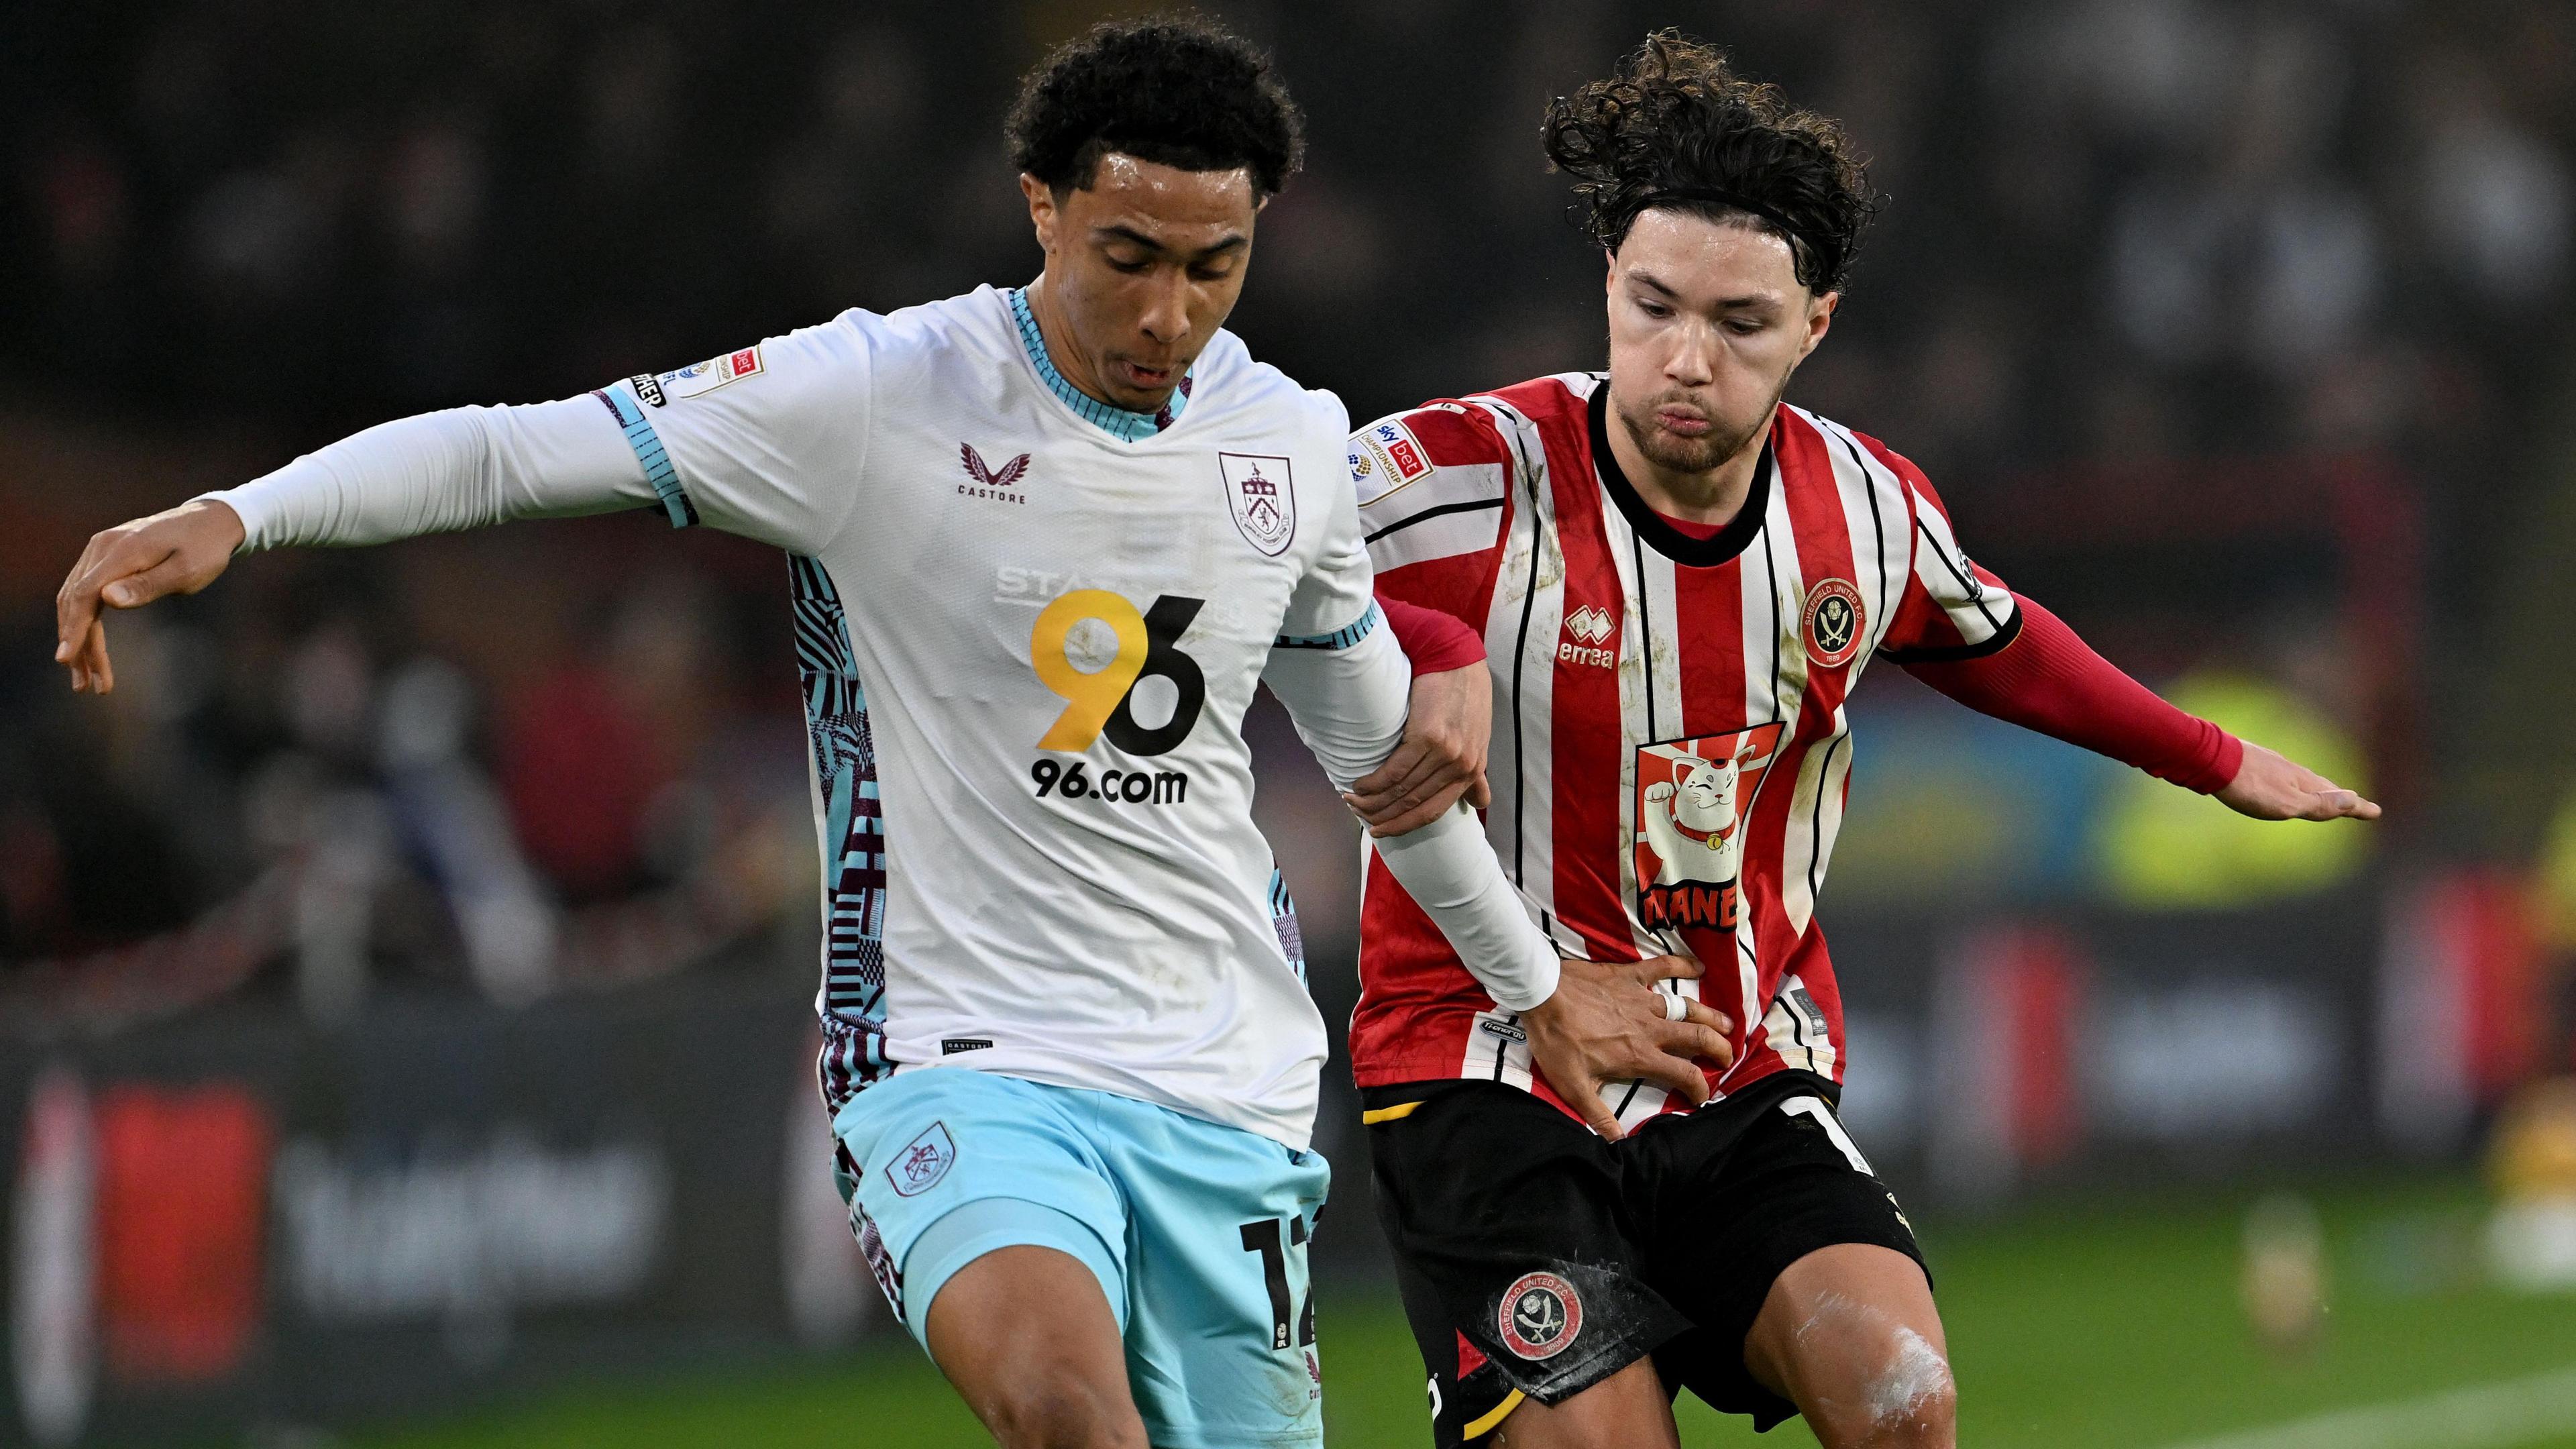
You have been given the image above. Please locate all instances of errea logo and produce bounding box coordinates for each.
[1558,604,1616,668]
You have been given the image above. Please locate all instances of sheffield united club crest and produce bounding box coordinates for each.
[1802,578,1866,669]
[1220,452,1297,555]
[1633,722,1786,934]
[1497,1271,1582,1360]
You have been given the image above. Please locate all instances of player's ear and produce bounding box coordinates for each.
[1799,290,1838,362]
[1019,173,1059,254]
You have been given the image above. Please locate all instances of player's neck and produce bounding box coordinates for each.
[1607,408,1770,529]
[1023,276,1130,416]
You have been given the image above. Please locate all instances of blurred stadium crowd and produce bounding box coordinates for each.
[2,0,2574,1062]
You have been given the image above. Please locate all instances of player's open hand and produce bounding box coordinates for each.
[2215,740,2382,822]
[54,498,245,694]
[1521,954,1734,1142]
[1344,662,1493,837]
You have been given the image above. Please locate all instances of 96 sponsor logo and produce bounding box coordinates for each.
[1030,759,1188,805]
[1025,588,1206,804]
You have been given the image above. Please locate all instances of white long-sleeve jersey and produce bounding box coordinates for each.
[203,284,1556,1149]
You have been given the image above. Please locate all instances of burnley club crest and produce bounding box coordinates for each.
[1220,451,1296,555]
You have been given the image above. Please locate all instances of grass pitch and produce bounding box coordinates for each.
[362,1178,2576,1449]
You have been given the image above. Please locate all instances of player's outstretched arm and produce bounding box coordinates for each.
[55,498,244,694]
[50,395,661,696]
[2214,740,2381,822]
[1903,595,2382,824]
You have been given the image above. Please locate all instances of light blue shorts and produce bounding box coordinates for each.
[835,1068,1331,1449]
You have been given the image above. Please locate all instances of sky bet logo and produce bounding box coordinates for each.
[1029,590,1208,755]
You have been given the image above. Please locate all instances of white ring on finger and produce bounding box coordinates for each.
[1662,991,1688,1022]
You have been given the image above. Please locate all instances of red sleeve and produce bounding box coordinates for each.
[1379,594,1486,676]
[1905,595,2244,794]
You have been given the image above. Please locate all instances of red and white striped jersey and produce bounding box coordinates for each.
[1348,372,2018,1133]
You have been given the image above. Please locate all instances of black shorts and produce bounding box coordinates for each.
[1364,1070,1926,1444]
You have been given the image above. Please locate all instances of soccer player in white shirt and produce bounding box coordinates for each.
[48,19,1732,1449]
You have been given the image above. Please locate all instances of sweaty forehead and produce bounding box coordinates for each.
[1067,153,1256,247]
[1616,208,1803,302]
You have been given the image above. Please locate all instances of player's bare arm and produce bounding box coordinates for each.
[53,497,244,694]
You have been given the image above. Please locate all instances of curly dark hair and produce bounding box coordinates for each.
[1006,15,1305,200]
[1542,31,1878,294]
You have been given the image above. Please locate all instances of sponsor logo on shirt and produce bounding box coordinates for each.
[1024,590,1206,802]
[959,443,1032,503]
[625,372,668,407]
[1801,578,1866,669]
[1350,419,1434,507]
[939,1038,994,1055]
[885,1121,957,1198]
[1633,722,1786,935]
[1373,421,1433,482]
[653,344,764,402]
[1558,604,1617,668]
[1497,1271,1582,1360]
[1219,452,1296,555]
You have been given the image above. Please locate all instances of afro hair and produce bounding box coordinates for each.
[1007,15,1305,200]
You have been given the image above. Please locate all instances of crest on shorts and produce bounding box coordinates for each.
[1220,452,1297,555]
[1633,722,1786,935]
[885,1121,957,1197]
[1497,1271,1583,1360]
[1801,578,1866,669]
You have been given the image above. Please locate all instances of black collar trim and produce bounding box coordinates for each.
[1586,380,1771,569]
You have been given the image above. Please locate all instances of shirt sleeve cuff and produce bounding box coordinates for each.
[2159,724,2245,796]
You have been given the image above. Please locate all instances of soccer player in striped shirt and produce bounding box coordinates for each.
[1340,32,2379,1449]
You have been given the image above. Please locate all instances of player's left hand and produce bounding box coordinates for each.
[1346,663,1493,837]
[2216,741,2382,822]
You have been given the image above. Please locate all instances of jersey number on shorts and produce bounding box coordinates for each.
[1239,1216,1317,1351]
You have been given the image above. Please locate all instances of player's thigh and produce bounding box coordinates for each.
[833,1069,1130,1340]
[1743,1243,1951,1448]
[1081,1089,1334,1449]
[925,1243,1144,1449]
[1366,1082,1690,1448]
[1633,1081,1932,1435]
